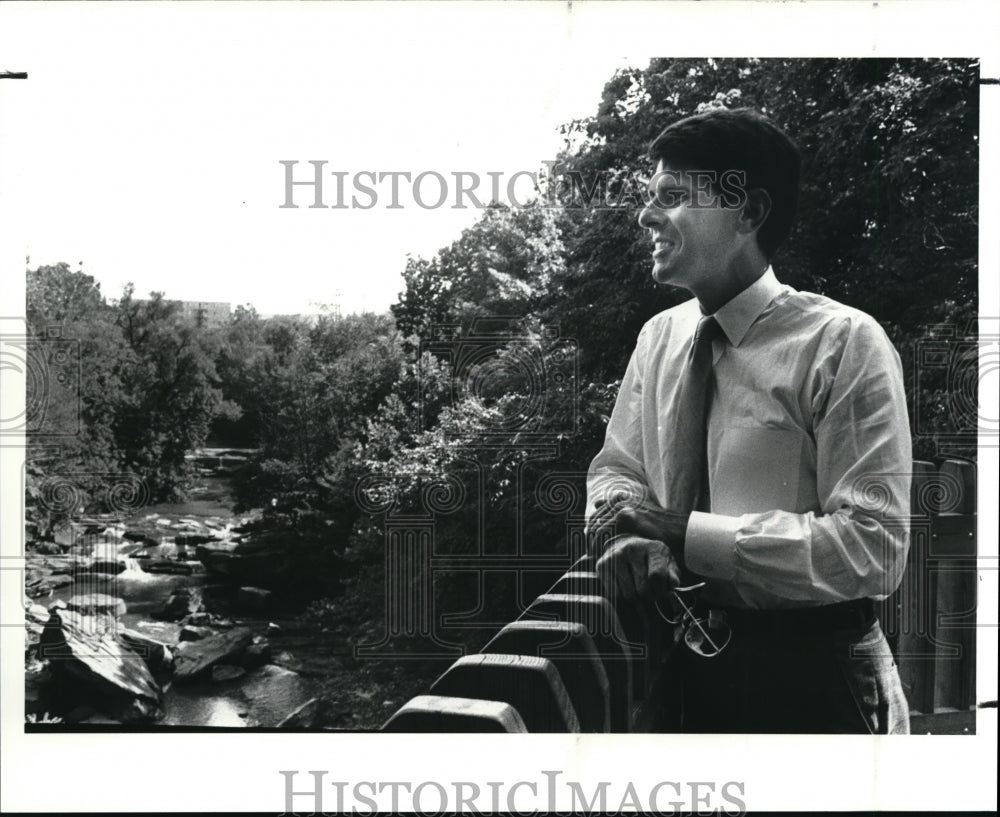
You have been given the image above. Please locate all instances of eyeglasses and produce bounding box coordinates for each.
[655,582,732,658]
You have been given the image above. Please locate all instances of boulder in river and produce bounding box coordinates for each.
[118,628,174,675]
[99,525,126,543]
[39,609,163,723]
[123,529,159,546]
[197,524,348,594]
[172,626,254,683]
[53,522,86,548]
[134,543,179,560]
[211,664,246,683]
[179,625,213,642]
[155,587,203,621]
[196,533,292,587]
[117,543,144,557]
[237,586,273,613]
[175,534,215,547]
[24,569,75,599]
[185,611,229,627]
[143,559,197,576]
[241,639,272,670]
[134,620,183,644]
[32,541,64,556]
[195,541,239,576]
[66,593,127,618]
[37,555,86,575]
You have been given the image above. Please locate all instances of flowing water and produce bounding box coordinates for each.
[45,462,317,727]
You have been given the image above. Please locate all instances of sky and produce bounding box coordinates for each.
[0,3,644,316]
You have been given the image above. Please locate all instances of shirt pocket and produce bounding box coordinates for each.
[710,426,805,514]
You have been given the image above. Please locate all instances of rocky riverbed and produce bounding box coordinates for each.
[25,458,451,730]
[23,466,330,728]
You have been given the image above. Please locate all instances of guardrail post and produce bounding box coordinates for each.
[429,653,580,733]
[482,620,611,732]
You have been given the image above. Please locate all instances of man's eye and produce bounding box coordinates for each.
[649,189,687,208]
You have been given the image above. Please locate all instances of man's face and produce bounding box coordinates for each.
[638,161,746,294]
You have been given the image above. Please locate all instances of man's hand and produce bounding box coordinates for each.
[596,535,683,607]
[586,497,689,559]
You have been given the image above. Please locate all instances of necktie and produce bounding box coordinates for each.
[668,315,725,513]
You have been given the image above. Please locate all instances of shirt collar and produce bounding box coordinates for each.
[710,266,783,347]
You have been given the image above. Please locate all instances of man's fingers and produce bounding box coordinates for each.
[587,503,637,557]
[596,549,616,598]
[587,514,615,557]
[623,539,650,599]
[647,544,682,602]
[597,542,640,603]
[596,537,671,604]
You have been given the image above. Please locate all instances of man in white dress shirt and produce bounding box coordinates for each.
[586,107,911,733]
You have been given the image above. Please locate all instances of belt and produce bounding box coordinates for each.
[718,598,876,636]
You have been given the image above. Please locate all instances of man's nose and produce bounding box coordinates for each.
[638,203,661,229]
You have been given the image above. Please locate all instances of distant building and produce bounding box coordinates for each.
[172,301,231,329]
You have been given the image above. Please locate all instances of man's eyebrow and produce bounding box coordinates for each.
[641,176,687,190]
[646,174,689,187]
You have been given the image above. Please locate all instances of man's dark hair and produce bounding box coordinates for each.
[648,107,801,260]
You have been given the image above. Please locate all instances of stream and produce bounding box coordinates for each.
[32,457,321,727]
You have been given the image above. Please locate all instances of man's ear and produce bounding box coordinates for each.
[738,188,771,234]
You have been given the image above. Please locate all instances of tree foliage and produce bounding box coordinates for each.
[25,264,224,533]
[223,312,408,522]
[114,287,224,496]
[541,58,978,383]
[392,204,566,345]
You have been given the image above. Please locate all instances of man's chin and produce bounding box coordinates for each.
[651,266,695,295]
[651,263,675,285]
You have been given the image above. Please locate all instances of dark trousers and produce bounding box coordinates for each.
[677,619,910,734]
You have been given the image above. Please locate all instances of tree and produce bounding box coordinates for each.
[391,204,566,345]
[113,287,224,498]
[229,312,408,520]
[211,304,269,447]
[25,266,227,532]
[25,265,129,533]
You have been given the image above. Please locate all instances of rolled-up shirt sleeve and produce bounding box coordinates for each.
[685,315,912,603]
